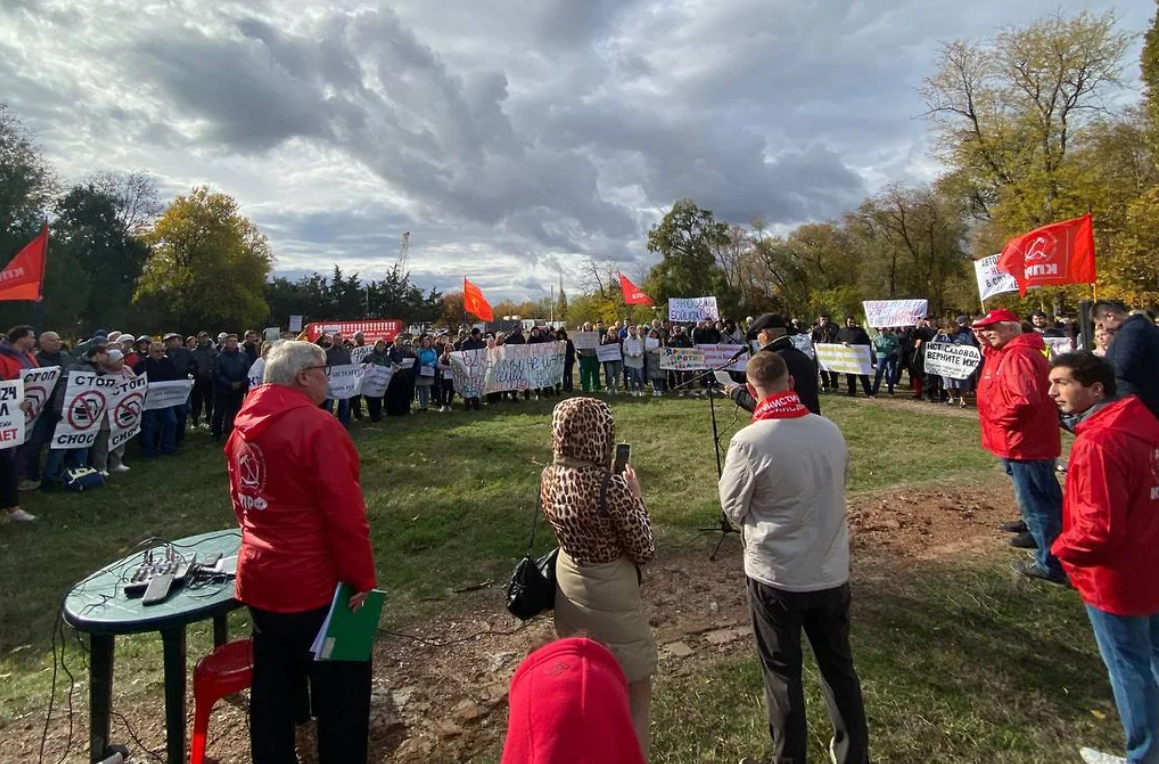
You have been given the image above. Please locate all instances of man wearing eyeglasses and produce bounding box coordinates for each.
[226,341,377,764]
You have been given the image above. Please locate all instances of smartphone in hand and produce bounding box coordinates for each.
[613,443,631,474]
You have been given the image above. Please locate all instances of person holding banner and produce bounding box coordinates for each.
[91,349,135,476]
[324,333,353,426]
[811,315,841,393]
[577,322,602,393]
[459,329,486,410]
[164,333,196,444]
[0,326,39,521]
[622,326,646,397]
[436,341,456,412]
[645,329,667,396]
[386,335,416,416]
[601,329,624,395]
[837,317,874,398]
[137,340,180,458]
[557,329,576,394]
[44,343,110,491]
[667,326,693,396]
[414,335,438,412]
[871,328,899,396]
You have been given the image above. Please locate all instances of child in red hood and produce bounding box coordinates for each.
[501,638,646,764]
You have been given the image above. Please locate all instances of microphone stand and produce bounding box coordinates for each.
[672,342,750,560]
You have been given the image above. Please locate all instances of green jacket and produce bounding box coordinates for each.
[873,333,899,358]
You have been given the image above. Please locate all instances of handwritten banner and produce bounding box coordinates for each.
[974,254,1019,302]
[107,374,148,449]
[52,372,118,449]
[450,349,488,399]
[924,342,982,380]
[359,365,395,398]
[596,344,623,363]
[350,346,375,365]
[660,347,706,371]
[669,296,719,322]
[450,343,565,396]
[326,364,364,400]
[144,379,194,411]
[21,366,60,443]
[862,299,928,329]
[698,344,747,372]
[0,379,24,450]
[814,343,873,375]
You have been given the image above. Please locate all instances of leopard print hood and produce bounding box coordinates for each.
[550,397,614,468]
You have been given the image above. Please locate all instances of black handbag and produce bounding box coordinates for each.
[505,493,559,621]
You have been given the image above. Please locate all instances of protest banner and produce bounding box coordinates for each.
[52,371,117,449]
[1044,336,1075,358]
[449,349,487,398]
[350,345,375,365]
[596,344,623,363]
[247,358,265,390]
[862,300,928,328]
[21,366,59,443]
[660,347,706,370]
[0,379,25,450]
[814,343,873,375]
[924,342,982,380]
[698,344,747,372]
[359,365,395,398]
[107,374,148,449]
[623,338,643,357]
[289,315,303,333]
[974,254,1018,303]
[144,379,194,411]
[484,342,565,394]
[572,331,600,350]
[669,297,719,322]
[326,365,364,400]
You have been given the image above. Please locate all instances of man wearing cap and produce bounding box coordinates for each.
[165,333,196,444]
[191,332,218,429]
[726,314,820,415]
[811,315,841,393]
[973,309,1066,584]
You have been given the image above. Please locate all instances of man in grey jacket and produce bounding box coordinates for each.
[719,351,869,764]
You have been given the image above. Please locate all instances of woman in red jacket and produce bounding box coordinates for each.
[0,325,39,522]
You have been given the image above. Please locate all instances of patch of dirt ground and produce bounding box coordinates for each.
[11,481,1025,763]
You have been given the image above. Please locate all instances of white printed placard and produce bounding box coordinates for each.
[572,331,601,351]
[263,327,281,343]
[326,364,364,400]
[1044,336,1075,358]
[669,297,719,323]
[289,315,304,333]
[645,337,660,351]
[923,342,982,380]
[698,344,748,372]
[52,371,118,449]
[814,343,873,375]
[862,299,928,329]
[359,365,395,398]
[107,374,148,449]
[0,379,25,450]
[623,338,643,357]
[21,366,60,443]
[596,344,623,363]
[660,347,706,371]
[974,254,1019,303]
[144,379,194,411]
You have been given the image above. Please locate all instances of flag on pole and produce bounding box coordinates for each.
[619,273,653,306]
[463,278,493,322]
[996,214,1096,297]
[0,223,48,302]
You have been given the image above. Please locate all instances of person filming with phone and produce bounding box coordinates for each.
[540,397,656,759]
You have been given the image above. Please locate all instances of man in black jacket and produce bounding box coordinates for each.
[810,314,841,393]
[138,341,180,457]
[836,316,874,397]
[458,328,486,410]
[212,334,252,440]
[726,314,820,415]
[164,333,196,445]
[1091,300,1159,420]
[191,332,218,429]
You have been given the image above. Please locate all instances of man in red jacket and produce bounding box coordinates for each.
[226,340,377,764]
[1048,352,1159,764]
[973,309,1065,584]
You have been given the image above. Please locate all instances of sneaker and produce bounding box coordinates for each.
[6,508,37,522]
[110,464,130,474]
[1011,559,1068,586]
[1010,531,1038,549]
[99,470,109,478]
[999,520,1028,533]
[1080,747,1126,764]
[959,399,967,408]
[16,479,40,492]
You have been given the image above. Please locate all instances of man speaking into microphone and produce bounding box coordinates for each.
[725,314,820,415]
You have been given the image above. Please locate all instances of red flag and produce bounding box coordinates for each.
[0,224,48,302]
[996,214,1096,296]
[463,278,494,322]
[619,273,653,306]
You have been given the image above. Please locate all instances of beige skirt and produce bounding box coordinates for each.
[554,548,657,683]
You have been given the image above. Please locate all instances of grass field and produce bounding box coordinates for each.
[0,393,1122,763]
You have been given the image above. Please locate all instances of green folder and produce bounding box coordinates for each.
[309,582,385,662]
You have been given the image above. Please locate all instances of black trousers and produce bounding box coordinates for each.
[821,370,840,391]
[249,606,372,764]
[747,579,869,764]
[350,394,363,419]
[365,395,383,422]
[211,387,245,438]
[191,377,214,425]
[845,374,873,397]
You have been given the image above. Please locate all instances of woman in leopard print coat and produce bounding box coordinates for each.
[541,396,656,758]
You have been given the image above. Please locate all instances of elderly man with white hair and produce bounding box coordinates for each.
[972,308,1065,585]
[226,341,377,764]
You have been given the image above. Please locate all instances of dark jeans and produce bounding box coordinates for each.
[872,359,897,395]
[0,448,18,510]
[173,404,188,445]
[212,387,245,439]
[325,398,351,426]
[1086,605,1159,763]
[141,407,177,457]
[438,378,455,407]
[350,394,363,420]
[845,374,873,397]
[365,396,383,422]
[821,370,840,392]
[1001,458,1064,577]
[747,579,870,764]
[249,606,372,764]
[44,446,90,485]
[191,377,214,426]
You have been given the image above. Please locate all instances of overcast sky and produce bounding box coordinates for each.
[0,0,1151,301]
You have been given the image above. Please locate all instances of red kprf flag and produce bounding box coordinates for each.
[996,214,1096,297]
[619,273,653,306]
[463,278,494,322]
[0,223,48,302]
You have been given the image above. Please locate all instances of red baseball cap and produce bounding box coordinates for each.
[971,309,1021,328]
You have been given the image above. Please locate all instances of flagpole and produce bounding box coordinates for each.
[33,222,47,336]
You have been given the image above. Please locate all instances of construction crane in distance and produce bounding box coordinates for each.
[397,231,410,273]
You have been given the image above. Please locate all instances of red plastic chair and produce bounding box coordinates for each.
[191,639,254,764]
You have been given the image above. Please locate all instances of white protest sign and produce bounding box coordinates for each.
[924,342,982,380]
[326,364,364,400]
[697,344,747,372]
[107,374,148,449]
[484,342,565,394]
[21,366,60,443]
[862,299,928,328]
[450,349,488,399]
[247,358,266,390]
[669,297,719,322]
[660,347,706,370]
[144,379,194,411]
[974,254,1018,303]
[359,365,395,398]
[572,331,600,351]
[623,338,643,357]
[1044,336,1075,358]
[52,371,117,449]
[814,343,873,375]
[0,379,25,450]
[597,344,623,363]
[645,337,660,351]
[350,346,374,365]
[263,327,281,343]
[289,315,304,333]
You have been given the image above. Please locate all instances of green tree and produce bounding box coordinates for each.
[1142,1,1159,150]
[644,199,737,313]
[137,186,273,332]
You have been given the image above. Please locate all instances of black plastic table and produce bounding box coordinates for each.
[62,529,243,764]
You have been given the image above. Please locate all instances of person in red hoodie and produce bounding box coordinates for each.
[0,325,39,522]
[226,340,377,764]
[500,638,647,764]
[972,309,1065,584]
[1048,351,1159,764]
